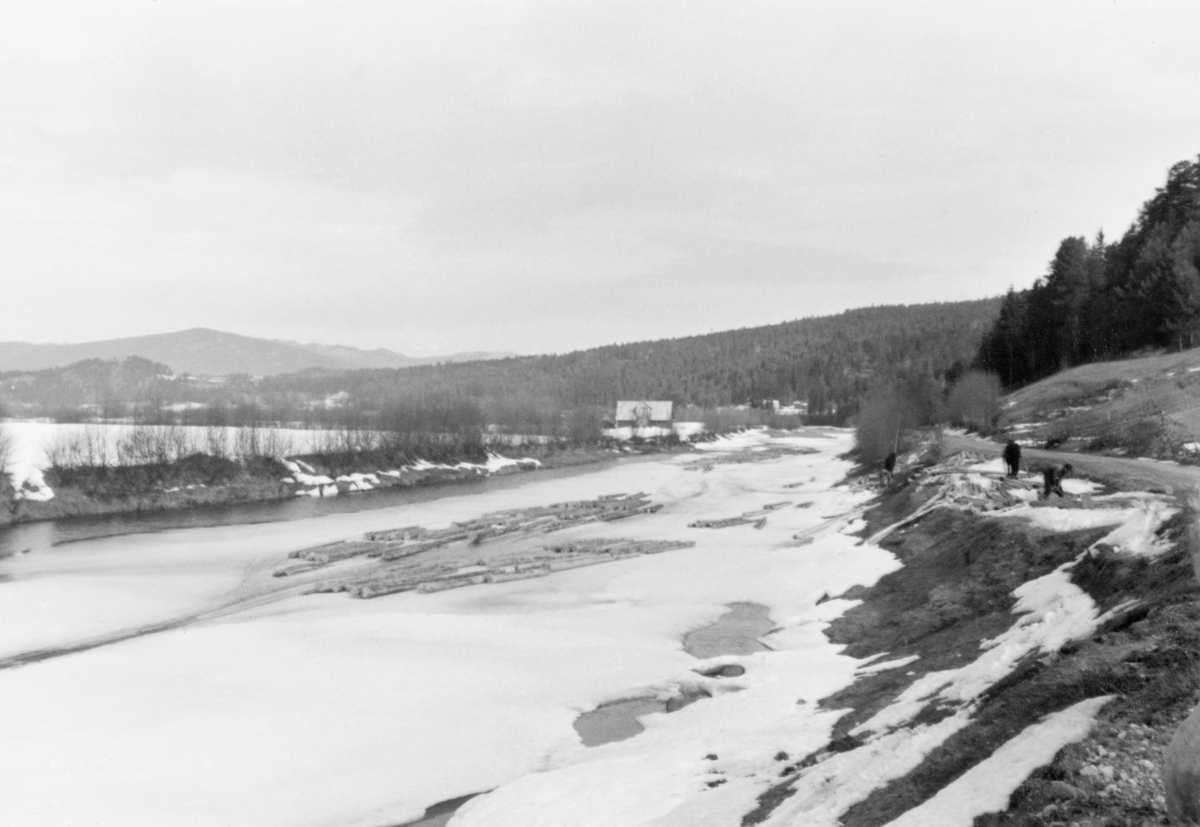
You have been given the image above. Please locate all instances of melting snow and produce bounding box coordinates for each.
[1020,499,1178,557]
[281,459,334,486]
[0,429,894,827]
[0,434,1176,827]
[760,711,974,827]
[883,696,1111,826]
[851,562,1109,737]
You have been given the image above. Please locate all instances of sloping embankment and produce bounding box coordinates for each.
[746,453,1200,827]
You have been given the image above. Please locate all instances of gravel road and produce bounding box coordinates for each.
[943,432,1200,497]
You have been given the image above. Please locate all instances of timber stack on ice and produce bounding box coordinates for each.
[276,492,691,598]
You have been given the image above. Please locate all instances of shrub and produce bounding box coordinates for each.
[853,383,933,465]
[946,370,1001,433]
[0,422,12,482]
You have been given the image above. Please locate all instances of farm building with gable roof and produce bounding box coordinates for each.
[614,400,673,429]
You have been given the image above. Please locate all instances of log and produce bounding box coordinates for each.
[862,490,948,546]
[273,560,323,577]
[545,555,612,572]
[485,568,550,584]
[689,517,753,529]
[363,526,423,542]
[418,575,487,593]
[354,582,420,599]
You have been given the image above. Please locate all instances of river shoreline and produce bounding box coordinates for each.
[0,442,693,532]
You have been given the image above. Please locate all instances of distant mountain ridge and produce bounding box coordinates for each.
[0,329,511,376]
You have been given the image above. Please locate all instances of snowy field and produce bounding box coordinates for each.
[0,430,1154,827]
[0,421,353,485]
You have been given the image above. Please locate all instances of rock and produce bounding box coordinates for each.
[1045,780,1084,800]
[1165,703,1200,825]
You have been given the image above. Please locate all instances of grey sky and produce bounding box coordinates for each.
[3,1,1200,356]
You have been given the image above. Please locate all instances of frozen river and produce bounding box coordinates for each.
[0,429,901,827]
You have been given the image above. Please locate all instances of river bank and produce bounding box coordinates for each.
[0,441,689,531]
[743,448,1196,826]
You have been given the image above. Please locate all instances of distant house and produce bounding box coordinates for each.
[614,400,674,438]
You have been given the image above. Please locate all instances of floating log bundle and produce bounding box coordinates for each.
[277,492,691,599]
[689,502,790,529]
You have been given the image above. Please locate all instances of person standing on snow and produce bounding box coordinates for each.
[1003,440,1021,477]
[881,451,897,485]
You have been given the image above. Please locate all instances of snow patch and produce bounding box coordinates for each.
[12,467,54,501]
[854,561,1121,737]
[760,711,974,827]
[1019,500,1178,557]
[281,459,334,486]
[883,696,1111,826]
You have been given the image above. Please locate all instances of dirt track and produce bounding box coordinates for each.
[944,432,1200,497]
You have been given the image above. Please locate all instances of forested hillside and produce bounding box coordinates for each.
[2,300,1001,430]
[0,357,175,419]
[978,155,1200,386]
[261,299,1001,421]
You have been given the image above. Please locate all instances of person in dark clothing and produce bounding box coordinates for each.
[1003,440,1021,477]
[1041,463,1072,499]
[881,451,897,485]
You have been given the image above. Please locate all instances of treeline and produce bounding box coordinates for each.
[37,421,493,493]
[0,299,1001,434]
[0,356,179,421]
[257,299,999,423]
[978,156,1200,387]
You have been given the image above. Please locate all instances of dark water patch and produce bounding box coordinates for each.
[665,688,712,712]
[683,602,774,659]
[695,663,746,678]
[574,603,774,747]
[573,697,667,746]
[394,792,485,827]
[0,460,620,558]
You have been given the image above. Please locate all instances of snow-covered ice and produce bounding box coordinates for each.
[0,429,898,827]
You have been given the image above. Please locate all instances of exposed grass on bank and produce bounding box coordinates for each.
[746,450,1199,826]
[996,345,1200,460]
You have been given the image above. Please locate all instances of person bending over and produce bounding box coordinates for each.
[1041,463,1072,499]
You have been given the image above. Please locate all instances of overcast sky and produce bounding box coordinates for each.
[3,1,1200,357]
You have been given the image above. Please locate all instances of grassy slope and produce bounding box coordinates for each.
[998,347,1200,457]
